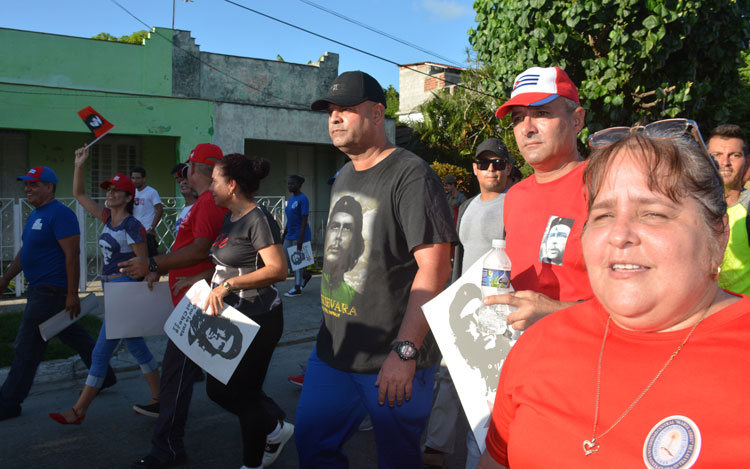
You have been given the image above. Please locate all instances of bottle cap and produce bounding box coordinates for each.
[492,239,506,248]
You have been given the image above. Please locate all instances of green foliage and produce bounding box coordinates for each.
[92,30,149,45]
[469,0,750,136]
[727,48,750,133]
[384,85,400,119]
[0,312,103,367]
[430,162,473,194]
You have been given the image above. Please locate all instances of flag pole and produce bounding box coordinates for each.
[84,129,113,149]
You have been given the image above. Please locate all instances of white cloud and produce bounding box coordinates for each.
[421,0,473,20]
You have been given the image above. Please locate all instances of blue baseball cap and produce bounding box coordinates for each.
[17,166,58,184]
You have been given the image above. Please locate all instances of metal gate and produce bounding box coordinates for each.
[1,196,286,297]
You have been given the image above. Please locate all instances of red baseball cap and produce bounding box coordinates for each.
[495,66,580,118]
[99,173,136,195]
[188,143,223,166]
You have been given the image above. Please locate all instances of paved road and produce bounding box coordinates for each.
[0,276,471,468]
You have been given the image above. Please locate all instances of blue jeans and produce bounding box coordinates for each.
[86,277,157,387]
[295,348,435,469]
[0,285,115,415]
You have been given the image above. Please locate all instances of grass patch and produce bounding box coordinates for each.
[0,312,103,368]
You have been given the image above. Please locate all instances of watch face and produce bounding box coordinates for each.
[398,343,416,359]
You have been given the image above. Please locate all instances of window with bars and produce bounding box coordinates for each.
[89,137,141,197]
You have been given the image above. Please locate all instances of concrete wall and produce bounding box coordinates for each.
[172,30,338,109]
[398,63,463,118]
[0,28,173,96]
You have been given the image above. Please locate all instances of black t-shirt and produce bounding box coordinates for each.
[318,148,458,373]
[210,205,282,317]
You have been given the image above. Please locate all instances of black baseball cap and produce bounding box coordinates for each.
[476,138,515,164]
[311,71,387,111]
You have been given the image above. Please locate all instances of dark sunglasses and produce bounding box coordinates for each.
[474,158,507,171]
[588,118,721,182]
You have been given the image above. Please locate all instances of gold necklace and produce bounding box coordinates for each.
[583,313,707,456]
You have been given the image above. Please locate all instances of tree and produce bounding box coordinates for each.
[92,30,149,45]
[384,85,399,119]
[469,0,750,138]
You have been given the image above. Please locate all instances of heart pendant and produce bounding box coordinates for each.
[583,439,599,456]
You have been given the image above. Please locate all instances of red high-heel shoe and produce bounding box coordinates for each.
[49,407,85,425]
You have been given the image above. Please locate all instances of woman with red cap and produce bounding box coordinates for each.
[49,146,160,425]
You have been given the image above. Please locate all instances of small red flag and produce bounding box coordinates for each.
[77,106,115,139]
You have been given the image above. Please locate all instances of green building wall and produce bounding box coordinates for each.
[0,27,215,196]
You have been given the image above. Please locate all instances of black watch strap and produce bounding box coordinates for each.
[392,340,419,361]
[148,257,158,273]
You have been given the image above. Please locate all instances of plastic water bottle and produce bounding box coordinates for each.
[479,239,521,341]
[481,239,512,299]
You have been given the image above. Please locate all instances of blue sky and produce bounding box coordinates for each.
[1,0,478,92]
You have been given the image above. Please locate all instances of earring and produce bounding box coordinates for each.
[711,265,721,280]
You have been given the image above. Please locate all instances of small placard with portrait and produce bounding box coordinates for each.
[164,280,260,384]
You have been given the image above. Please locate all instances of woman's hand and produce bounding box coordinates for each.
[204,283,230,316]
[74,146,89,168]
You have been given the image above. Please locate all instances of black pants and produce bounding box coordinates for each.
[149,305,285,464]
[206,303,285,467]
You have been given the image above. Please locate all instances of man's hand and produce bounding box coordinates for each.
[66,293,81,319]
[375,352,416,407]
[204,284,229,317]
[296,239,303,251]
[484,290,576,331]
[119,256,149,278]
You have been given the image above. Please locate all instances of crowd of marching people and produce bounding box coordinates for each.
[2,63,750,469]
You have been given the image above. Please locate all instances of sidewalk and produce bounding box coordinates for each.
[0,276,323,387]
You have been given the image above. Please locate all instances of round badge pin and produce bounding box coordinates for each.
[643,415,701,469]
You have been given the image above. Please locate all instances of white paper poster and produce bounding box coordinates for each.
[164,280,260,385]
[104,281,173,339]
[422,255,520,453]
[38,293,98,342]
[286,241,314,271]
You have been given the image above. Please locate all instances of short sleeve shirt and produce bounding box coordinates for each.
[503,162,592,301]
[284,193,312,241]
[21,200,80,288]
[169,190,228,305]
[100,208,146,276]
[210,206,282,316]
[317,148,459,373]
[133,185,162,229]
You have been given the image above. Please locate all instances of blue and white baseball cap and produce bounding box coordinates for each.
[495,66,580,118]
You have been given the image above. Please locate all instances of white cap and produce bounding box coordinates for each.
[492,239,506,248]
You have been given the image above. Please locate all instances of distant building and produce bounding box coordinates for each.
[0,27,397,218]
[397,62,464,123]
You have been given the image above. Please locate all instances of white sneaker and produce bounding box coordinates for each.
[263,421,294,467]
[283,287,301,297]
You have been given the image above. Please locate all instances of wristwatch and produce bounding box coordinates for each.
[221,281,232,293]
[392,340,419,361]
[148,257,158,273]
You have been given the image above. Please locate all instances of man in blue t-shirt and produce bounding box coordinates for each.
[282,174,313,297]
[0,166,115,421]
